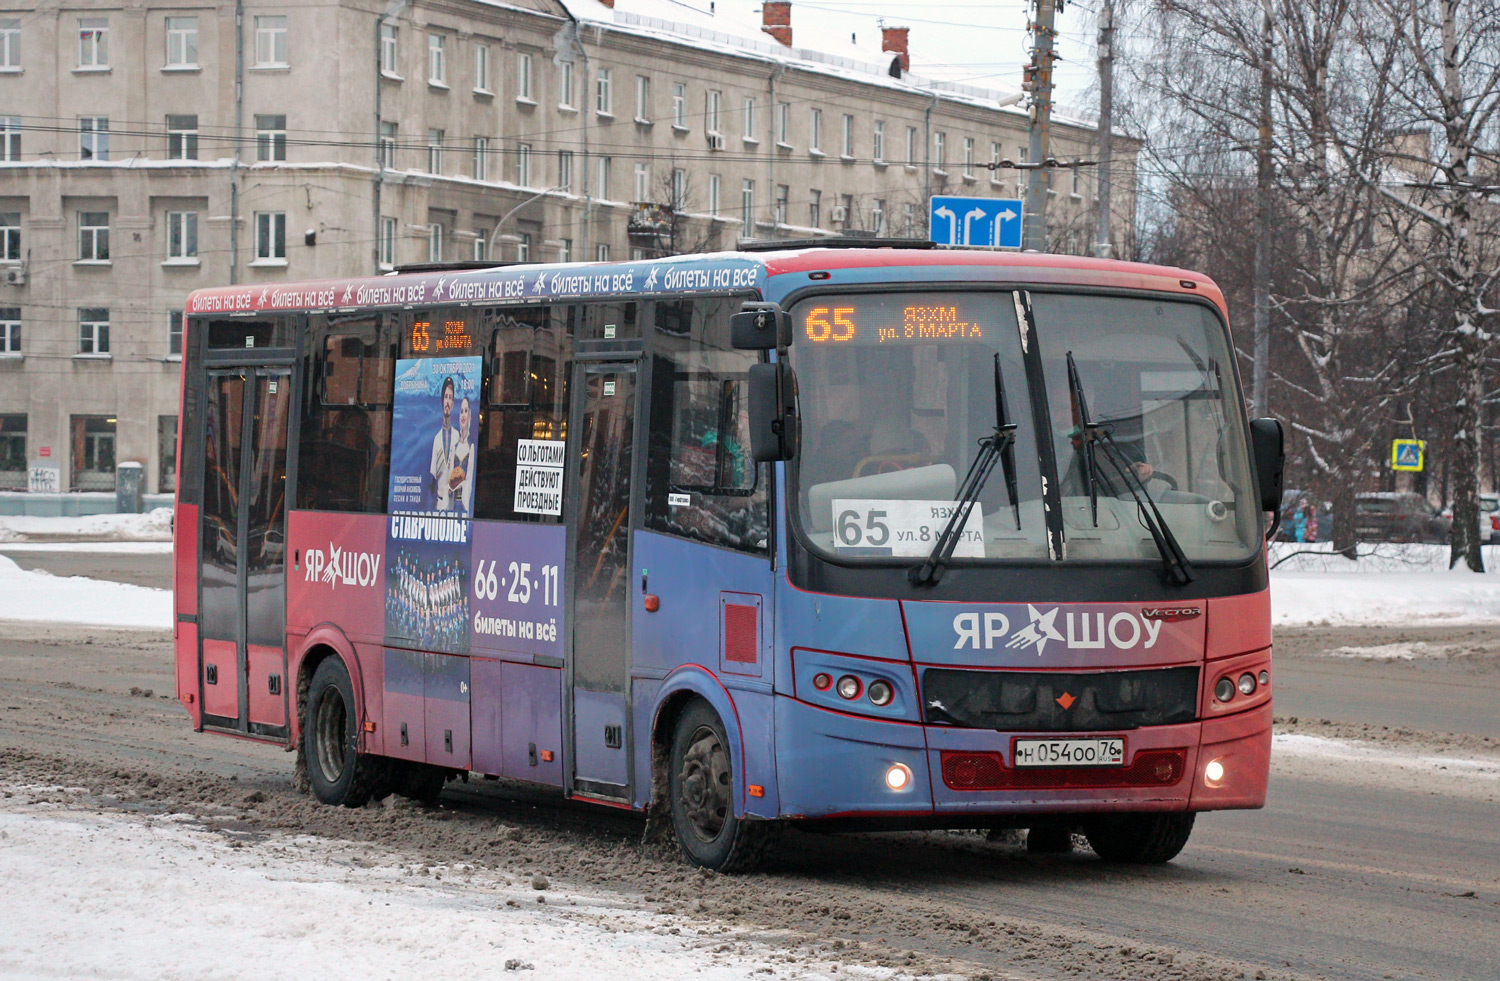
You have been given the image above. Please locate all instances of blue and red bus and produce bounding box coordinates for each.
[173,246,1283,870]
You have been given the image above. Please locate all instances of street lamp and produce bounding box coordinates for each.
[487,184,567,261]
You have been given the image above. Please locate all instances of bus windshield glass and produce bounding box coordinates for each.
[789,290,1259,566]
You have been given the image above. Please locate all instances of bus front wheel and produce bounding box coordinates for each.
[1084,812,1195,863]
[667,701,777,872]
[304,656,388,808]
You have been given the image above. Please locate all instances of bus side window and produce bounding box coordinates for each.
[473,305,572,521]
[296,316,394,513]
[645,299,769,554]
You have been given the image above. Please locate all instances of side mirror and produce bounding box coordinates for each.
[1249,418,1285,539]
[730,303,792,350]
[747,361,798,462]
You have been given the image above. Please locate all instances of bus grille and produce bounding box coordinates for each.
[921,666,1199,731]
[940,748,1187,791]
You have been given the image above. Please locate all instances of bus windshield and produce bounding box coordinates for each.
[789,290,1259,567]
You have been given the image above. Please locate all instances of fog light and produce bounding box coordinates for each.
[868,680,894,706]
[1215,677,1235,702]
[836,675,862,700]
[812,672,832,692]
[1259,670,1270,686]
[1204,759,1225,784]
[1238,672,1257,695]
[885,763,913,791]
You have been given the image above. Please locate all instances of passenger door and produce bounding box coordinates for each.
[198,366,293,739]
[566,359,641,800]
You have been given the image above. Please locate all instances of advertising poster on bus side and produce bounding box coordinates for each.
[388,356,483,517]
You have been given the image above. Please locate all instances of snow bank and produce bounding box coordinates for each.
[0,555,171,629]
[0,792,901,981]
[1268,542,1500,626]
[1273,733,1500,782]
[0,507,173,543]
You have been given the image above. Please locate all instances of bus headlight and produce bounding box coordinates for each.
[1204,758,1226,785]
[1215,677,1236,702]
[867,680,894,707]
[885,763,913,791]
[1238,673,1257,696]
[836,675,862,700]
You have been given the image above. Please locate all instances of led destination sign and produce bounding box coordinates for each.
[798,296,988,346]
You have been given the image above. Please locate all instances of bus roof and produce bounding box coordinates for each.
[184,248,1224,319]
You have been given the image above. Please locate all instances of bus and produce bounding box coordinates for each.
[173,246,1284,871]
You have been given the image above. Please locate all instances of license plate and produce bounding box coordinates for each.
[1013,738,1125,768]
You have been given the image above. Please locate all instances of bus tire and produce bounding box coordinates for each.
[668,700,777,873]
[1084,812,1195,864]
[304,656,387,808]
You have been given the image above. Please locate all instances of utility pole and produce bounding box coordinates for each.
[1022,0,1058,251]
[1092,0,1113,259]
[1252,1,1272,416]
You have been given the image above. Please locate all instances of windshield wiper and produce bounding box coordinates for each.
[1066,353,1197,586]
[911,354,1018,586]
[1066,353,1102,527]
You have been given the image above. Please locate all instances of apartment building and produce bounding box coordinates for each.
[0,0,1137,499]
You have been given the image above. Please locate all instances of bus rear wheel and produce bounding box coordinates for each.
[1084,812,1196,863]
[304,656,387,808]
[668,701,777,872]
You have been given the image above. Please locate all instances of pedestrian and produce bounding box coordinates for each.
[1293,501,1309,543]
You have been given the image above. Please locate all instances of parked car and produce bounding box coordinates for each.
[1445,493,1500,544]
[1276,489,1333,542]
[1354,492,1451,543]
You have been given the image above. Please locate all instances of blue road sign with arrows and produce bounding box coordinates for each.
[928,195,1024,248]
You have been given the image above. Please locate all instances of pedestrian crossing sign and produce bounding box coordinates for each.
[1391,438,1425,472]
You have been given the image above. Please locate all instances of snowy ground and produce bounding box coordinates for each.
[0,554,173,629]
[1267,542,1500,627]
[0,786,921,981]
[0,507,173,543]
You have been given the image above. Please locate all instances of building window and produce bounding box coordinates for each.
[873,120,884,162]
[671,168,686,210]
[515,143,531,186]
[596,243,609,261]
[558,60,574,109]
[0,20,19,71]
[774,184,788,225]
[78,309,110,355]
[934,131,947,171]
[0,308,19,355]
[635,75,651,122]
[474,43,491,92]
[963,137,975,177]
[809,108,822,151]
[255,211,285,260]
[254,16,287,67]
[79,211,109,261]
[79,117,108,160]
[808,189,820,227]
[0,414,24,491]
[471,231,487,262]
[741,179,753,227]
[378,121,396,169]
[158,416,178,492]
[1072,166,1083,196]
[672,83,687,128]
[557,150,573,191]
[596,155,611,199]
[558,238,571,262]
[426,128,443,173]
[634,162,650,203]
[78,17,108,69]
[0,117,19,161]
[473,136,489,180]
[516,232,531,262]
[255,114,286,161]
[707,173,719,216]
[840,114,854,158]
[706,90,721,134]
[517,52,533,101]
[166,114,197,160]
[776,102,790,145]
[379,215,396,267]
[167,310,183,357]
[595,68,612,115]
[380,23,398,74]
[428,223,443,262]
[906,126,918,166]
[872,199,886,235]
[991,141,1003,182]
[166,211,198,259]
[630,247,646,261]
[903,201,916,236]
[743,97,756,142]
[0,212,20,261]
[71,415,117,491]
[165,17,198,68]
[427,33,445,85]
